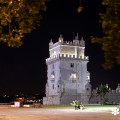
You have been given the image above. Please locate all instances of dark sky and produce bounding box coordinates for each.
[0,0,119,95]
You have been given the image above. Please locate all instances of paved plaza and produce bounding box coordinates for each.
[0,106,120,120]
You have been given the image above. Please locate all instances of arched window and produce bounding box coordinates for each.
[86,88,89,91]
[70,73,77,81]
[50,72,55,80]
[70,63,74,68]
[52,84,54,89]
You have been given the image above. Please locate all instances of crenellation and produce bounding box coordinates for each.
[46,54,89,62]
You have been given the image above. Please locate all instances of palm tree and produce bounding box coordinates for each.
[96,84,109,105]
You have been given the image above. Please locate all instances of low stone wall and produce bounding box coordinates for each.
[89,89,120,104]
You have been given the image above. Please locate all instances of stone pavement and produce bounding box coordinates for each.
[0,106,120,120]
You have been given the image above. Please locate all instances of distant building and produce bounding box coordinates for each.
[43,34,120,105]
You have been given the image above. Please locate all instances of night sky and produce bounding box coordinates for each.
[0,0,119,95]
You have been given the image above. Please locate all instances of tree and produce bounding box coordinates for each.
[91,0,120,69]
[96,84,109,105]
[0,0,47,47]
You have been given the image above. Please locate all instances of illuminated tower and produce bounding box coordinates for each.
[43,33,91,105]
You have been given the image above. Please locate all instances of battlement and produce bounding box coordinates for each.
[49,33,85,49]
[46,54,89,63]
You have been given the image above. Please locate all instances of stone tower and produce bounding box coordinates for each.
[43,33,91,105]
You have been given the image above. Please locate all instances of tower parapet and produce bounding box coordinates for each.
[49,34,86,59]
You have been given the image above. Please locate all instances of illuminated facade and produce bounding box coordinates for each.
[43,33,91,105]
[43,34,120,105]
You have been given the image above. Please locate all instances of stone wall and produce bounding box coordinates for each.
[89,86,120,104]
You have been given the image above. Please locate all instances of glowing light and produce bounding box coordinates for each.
[54,51,56,55]
[77,6,83,13]
[59,39,62,42]
[70,73,77,80]
[51,74,55,80]
[87,75,90,80]
[9,1,13,5]
[14,102,20,107]
[112,108,120,115]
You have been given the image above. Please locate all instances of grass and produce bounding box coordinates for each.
[83,105,118,111]
[42,105,73,109]
[42,104,119,112]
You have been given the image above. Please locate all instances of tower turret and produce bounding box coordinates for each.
[58,34,63,43]
[73,33,79,45]
[80,37,85,47]
[49,39,53,46]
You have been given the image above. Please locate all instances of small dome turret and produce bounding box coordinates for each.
[116,83,120,91]
[73,33,79,45]
[58,34,63,43]
[80,37,85,47]
[49,39,53,45]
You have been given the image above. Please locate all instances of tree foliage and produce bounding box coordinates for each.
[96,84,109,105]
[91,0,120,69]
[0,0,47,47]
